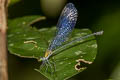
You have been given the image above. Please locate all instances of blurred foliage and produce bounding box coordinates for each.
[110,62,120,80]
[40,0,67,18]
[8,0,120,80]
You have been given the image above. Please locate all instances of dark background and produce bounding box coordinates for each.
[8,0,120,80]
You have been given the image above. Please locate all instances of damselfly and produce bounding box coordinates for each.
[39,3,103,73]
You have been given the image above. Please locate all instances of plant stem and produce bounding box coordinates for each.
[0,0,8,80]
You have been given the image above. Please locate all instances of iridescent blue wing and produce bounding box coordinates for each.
[56,3,77,31]
[48,3,78,51]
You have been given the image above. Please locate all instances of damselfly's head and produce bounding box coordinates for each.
[44,50,52,57]
[39,57,43,62]
[38,56,42,62]
[38,57,46,62]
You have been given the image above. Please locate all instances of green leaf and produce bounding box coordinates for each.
[8,16,97,80]
[37,29,97,80]
[8,16,47,58]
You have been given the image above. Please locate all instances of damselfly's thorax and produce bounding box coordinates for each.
[39,50,52,61]
[44,50,52,58]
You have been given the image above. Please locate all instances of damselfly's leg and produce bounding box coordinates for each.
[40,62,45,71]
[47,60,54,75]
[50,60,56,74]
[40,61,49,73]
[45,61,49,73]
